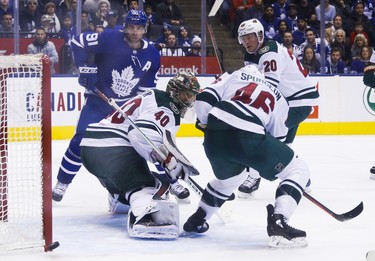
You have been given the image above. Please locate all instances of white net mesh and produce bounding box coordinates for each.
[0,54,47,250]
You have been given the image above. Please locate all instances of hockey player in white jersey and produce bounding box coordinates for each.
[363,51,375,179]
[80,72,200,239]
[184,65,310,247]
[236,18,319,197]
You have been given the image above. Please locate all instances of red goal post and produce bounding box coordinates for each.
[0,54,53,251]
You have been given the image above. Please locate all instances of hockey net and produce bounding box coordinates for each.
[0,54,52,251]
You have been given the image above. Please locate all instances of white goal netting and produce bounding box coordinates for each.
[0,54,52,251]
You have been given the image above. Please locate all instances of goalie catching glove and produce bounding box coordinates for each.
[363,65,375,88]
[151,145,190,182]
[78,65,98,91]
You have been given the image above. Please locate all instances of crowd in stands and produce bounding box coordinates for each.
[214,0,375,74]
[0,0,202,74]
[2,0,375,75]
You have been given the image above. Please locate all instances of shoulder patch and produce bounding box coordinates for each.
[258,46,270,54]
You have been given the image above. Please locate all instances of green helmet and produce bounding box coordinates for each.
[166,72,200,117]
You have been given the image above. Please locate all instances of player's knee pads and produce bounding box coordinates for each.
[209,168,248,196]
[126,187,157,217]
[276,154,310,191]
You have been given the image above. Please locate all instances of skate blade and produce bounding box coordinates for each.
[237,191,255,199]
[268,236,308,248]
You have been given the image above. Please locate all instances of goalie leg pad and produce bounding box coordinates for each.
[127,188,180,239]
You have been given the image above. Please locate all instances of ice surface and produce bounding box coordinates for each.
[1,135,375,261]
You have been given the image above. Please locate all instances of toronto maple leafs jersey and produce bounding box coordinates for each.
[244,40,319,108]
[80,89,181,162]
[71,30,161,103]
[195,68,289,141]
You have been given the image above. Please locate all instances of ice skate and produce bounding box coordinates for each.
[170,181,190,203]
[183,207,209,233]
[266,204,307,248]
[370,166,375,179]
[52,181,69,202]
[237,175,261,198]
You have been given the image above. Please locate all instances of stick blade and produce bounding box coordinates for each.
[335,201,364,222]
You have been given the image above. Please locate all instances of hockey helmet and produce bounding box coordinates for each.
[239,64,265,80]
[237,19,264,47]
[166,72,200,117]
[124,9,148,29]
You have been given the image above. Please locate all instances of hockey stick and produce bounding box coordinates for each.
[303,191,363,222]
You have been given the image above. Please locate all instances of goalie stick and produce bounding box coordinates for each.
[303,191,363,222]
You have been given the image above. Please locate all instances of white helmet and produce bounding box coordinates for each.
[239,64,264,80]
[237,19,264,48]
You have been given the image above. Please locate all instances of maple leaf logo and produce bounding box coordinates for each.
[111,66,140,97]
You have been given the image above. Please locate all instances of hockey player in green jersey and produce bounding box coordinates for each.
[183,65,310,247]
[80,72,200,239]
[363,51,375,179]
[236,18,320,197]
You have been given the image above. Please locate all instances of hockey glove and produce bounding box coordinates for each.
[195,119,207,133]
[151,145,185,181]
[363,65,375,88]
[78,66,98,91]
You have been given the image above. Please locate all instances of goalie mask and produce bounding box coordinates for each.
[166,72,200,118]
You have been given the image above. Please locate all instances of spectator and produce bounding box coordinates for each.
[350,45,372,73]
[95,24,104,33]
[43,2,60,33]
[331,28,352,66]
[20,0,43,32]
[292,17,309,46]
[154,22,172,48]
[300,45,321,74]
[282,30,301,59]
[144,4,156,35]
[351,33,368,60]
[0,0,13,18]
[284,3,298,32]
[0,12,17,37]
[177,25,191,48]
[296,0,316,22]
[259,4,280,41]
[186,35,201,56]
[91,0,111,27]
[349,21,370,46]
[347,0,375,45]
[155,0,185,26]
[315,0,336,27]
[324,47,348,74]
[159,33,185,56]
[333,0,351,24]
[244,0,264,21]
[105,10,123,31]
[230,0,254,38]
[74,10,94,33]
[300,27,331,61]
[40,14,55,34]
[326,15,348,43]
[272,0,288,20]
[59,13,74,43]
[273,19,289,44]
[82,0,101,15]
[128,0,139,10]
[58,0,77,25]
[27,27,58,74]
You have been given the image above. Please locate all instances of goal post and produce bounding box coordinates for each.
[0,54,53,251]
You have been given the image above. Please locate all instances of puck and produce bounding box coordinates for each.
[46,241,60,251]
